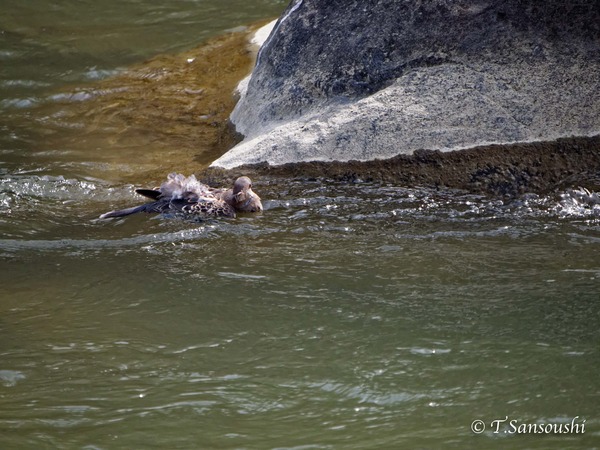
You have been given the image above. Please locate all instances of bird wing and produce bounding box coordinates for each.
[135,189,162,200]
[181,198,236,218]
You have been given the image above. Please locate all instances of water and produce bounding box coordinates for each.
[1,2,600,449]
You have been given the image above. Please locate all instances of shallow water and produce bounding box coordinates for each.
[1,2,600,449]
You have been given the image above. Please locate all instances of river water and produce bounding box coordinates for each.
[1,1,600,449]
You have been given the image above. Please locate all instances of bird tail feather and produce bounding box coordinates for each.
[99,204,148,219]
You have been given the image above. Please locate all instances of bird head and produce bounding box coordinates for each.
[231,176,263,213]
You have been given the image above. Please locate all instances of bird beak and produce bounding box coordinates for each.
[241,189,263,212]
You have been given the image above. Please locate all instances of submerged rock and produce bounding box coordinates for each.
[212,0,600,168]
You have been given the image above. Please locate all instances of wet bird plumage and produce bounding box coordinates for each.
[100,173,262,219]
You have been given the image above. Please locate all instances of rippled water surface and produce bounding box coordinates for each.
[1,2,600,449]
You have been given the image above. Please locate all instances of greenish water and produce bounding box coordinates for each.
[1,2,600,449]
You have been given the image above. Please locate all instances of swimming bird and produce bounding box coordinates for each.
[100,173,262,219]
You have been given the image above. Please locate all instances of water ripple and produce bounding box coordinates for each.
[0,370,26,387]
[0,226,214,252]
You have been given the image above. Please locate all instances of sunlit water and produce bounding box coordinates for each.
[1,2,600,449]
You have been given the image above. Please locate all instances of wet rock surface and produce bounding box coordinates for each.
[214,0,600,168]
[203,136,600,197]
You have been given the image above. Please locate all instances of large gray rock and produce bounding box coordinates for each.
[212,0,600,168]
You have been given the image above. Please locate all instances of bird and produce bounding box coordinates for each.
[100,173,262,219]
